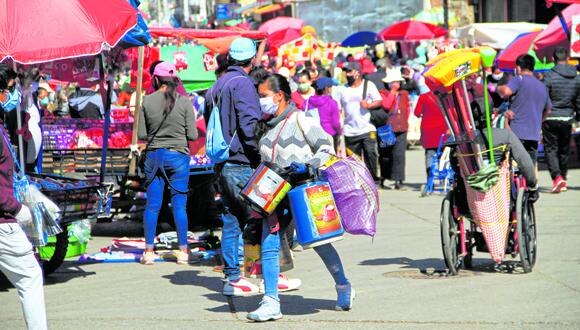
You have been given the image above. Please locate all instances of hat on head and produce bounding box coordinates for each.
[382,68,404,83]
[313,77,337,90]
[153,62,178,78]
[277,67,290,79]
[38,82,54,93]
[342,61,362,72]
[229,37,257,61]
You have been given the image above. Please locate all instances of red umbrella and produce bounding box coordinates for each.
[0,0,139,65]
[267,29,302,49]
[379,19,447,41]
[533,4,580,60]
[496,31,540,70]
[258,16,304,35]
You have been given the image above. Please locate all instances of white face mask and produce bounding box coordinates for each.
[259,96,278,115]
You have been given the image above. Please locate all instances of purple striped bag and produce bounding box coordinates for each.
[320,154,379,236]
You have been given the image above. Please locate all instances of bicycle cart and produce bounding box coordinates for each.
[424,48,537,274]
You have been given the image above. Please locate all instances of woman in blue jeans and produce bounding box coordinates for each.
[246,73,354,322]
[138,62,198,264]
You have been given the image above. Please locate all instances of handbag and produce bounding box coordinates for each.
[363,79,389,127]
[377,123,396,147]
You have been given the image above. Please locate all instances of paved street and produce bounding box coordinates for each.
[1,148,579,329]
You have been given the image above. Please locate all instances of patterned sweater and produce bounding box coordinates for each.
[259,105,334,169]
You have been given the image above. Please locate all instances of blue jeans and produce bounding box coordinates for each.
[219,163,280,299]
[143,149,190,249]
[313,243,349,286]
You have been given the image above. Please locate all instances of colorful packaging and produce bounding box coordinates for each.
[240,162,292,216]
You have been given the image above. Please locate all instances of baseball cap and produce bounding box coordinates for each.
[229,37,257,61]
[153,62,178,78]
[38,82,54,93]
[313,77,337,90]
[342,61,362,72]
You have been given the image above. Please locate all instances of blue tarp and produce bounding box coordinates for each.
[119,0,151,48]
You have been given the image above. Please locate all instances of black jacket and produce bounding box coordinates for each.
[543,64,580,121]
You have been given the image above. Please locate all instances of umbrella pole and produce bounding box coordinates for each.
[129,46,145,176]
[98,54,113,184]
[12,62,25,173]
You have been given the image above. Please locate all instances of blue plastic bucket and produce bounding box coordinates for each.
[288,181,344,249]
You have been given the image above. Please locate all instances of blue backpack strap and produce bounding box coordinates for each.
[0,128,23,175]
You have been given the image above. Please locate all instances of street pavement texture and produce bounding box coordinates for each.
[1,148,579,330]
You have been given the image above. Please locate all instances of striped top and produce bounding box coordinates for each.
[259,105,334,169]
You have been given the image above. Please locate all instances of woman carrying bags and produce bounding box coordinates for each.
[378,69,410,190]
[247,73,354,322]
[138,62,198,265]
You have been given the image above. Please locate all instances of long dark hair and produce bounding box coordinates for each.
[154,75,178,115]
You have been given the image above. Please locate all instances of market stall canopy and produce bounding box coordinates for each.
[277,34,339,67]
[546,0,579,7]
[453,22,546,50]
[258,16,304,35]
[0,0,139,64]
[268,29,302,49]
[341,31,380,47]
[119,0,151,48]
[379,19,447,41]
[496,31,554,72]
[149,27,267,40]
[534,4,580,60]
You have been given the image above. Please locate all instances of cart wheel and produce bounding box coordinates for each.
[40,227,68,276]
[516,188,537,273]
[440,192,460,275]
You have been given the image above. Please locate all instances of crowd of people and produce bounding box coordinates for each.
[1,29,579,326]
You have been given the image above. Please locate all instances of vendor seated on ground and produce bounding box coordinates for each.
[69,81,117,119]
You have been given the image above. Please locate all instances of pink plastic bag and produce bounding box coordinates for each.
[320,155,379,236]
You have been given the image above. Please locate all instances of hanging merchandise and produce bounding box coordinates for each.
[160,44,217,91]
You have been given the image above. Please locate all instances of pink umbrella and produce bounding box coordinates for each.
[533,4,580,60]
[258,16,304,35]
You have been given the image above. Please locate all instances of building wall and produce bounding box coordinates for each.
[295,0,423,43]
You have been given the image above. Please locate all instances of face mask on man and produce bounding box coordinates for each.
[259,96,278,115]
[1,88,21,112]
[297,83,310,94]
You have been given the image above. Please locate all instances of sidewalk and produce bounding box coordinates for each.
[1,148,579,329]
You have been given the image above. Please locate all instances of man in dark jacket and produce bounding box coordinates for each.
[204,38,262,298]
[542,47,580,193]
[0,63,47,330]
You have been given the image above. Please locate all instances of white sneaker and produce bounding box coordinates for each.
[246,296,283,322]
[259,274,302,293]
[223,277,259,296]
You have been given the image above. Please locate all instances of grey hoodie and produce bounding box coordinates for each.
[543,64,580,121]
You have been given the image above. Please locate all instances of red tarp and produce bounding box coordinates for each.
[148,27,267,40]
[0,0,138,64]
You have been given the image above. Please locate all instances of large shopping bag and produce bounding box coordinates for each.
[320,154,379,236]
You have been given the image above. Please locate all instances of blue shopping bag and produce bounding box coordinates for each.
[377,124,396,148]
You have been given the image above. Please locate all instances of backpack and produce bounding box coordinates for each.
[206,76,246,163]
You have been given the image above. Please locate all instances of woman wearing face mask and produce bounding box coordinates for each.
[290,70,315,110]
[137,62,198,265]
[305,77,342,151]
[249,73,355,322]
[378,69,410,190]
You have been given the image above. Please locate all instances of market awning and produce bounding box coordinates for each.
[254,4,286,15]
[148,27,267,40]
[453,22,547,49]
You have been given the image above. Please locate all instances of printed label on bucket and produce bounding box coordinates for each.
[305,184,341,235]
[242,165,291,214]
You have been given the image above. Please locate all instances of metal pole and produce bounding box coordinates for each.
[98,55,113,184]
[11,62,25,172]
[443,0,449,30]
[128,46,145,176]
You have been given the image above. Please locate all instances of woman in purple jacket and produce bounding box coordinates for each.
[304,77,342,151]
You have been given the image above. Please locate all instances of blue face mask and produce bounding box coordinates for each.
[1,89,21,112]
[259,96,278,115]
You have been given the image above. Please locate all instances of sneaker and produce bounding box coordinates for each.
[259,274,302,293]
[551,175,566,193]
[176,250,189,265]
[561,180,568,192]
[335,283,355,311]
[223,277,259,296]
[246,296,283,322]
[140,251,157,265]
